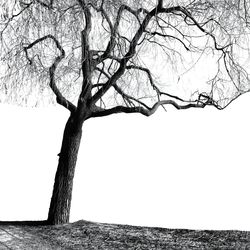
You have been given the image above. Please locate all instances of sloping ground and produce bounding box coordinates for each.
[0,220,250,249]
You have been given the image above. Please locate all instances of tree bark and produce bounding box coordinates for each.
[47,115,83,225]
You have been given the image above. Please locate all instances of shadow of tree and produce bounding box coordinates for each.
[0,220,48,226]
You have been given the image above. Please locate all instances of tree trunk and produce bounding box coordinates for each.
[47,115,83,225]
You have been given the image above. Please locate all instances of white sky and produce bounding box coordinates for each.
[0,93,250,231]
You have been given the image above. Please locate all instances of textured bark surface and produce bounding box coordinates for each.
[0,220,250,249]
[47,115,83,225]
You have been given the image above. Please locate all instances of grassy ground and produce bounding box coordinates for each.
[0,220,250,249]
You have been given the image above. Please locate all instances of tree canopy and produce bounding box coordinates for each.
[0,0,250,115]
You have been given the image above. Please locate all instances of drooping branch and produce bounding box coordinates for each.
[24,35,76,113]
[125,65,188,103]
[145,31,190,51]
[90,95,220,118]
[112,83,151,109]
[126,65,160,95]
[0,1,33,38]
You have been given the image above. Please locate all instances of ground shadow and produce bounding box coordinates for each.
[0,220,48,226]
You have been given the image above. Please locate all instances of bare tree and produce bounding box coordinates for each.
[0,0,250,225]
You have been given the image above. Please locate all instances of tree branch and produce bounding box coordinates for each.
[113,83,150,109]
[36,0,54,9]
[76,0,93,105]
[0,1,33,38]
[145,31,190,51]
[94,4,145,65]
[91,2,235,107]
[91,94,219,118]
[24,35,76,113]
[91,5,182,104]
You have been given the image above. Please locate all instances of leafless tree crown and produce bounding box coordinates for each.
[0,0,250,116]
